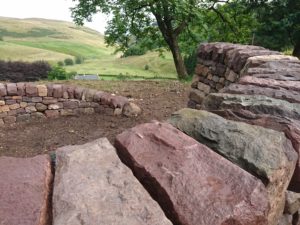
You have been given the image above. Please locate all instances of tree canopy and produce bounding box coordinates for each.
[71,0,232,79]
[244,0,300,57]
[71,0,300,79]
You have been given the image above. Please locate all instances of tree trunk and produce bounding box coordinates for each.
[169,39,188,79]
[293,40,300,58]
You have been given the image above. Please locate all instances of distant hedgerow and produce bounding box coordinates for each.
[0,60,51,82]
[64,58,74,66]
[57,61,64,66]
[75,56,84,64]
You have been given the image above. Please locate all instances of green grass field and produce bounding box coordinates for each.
[0,17,177,79]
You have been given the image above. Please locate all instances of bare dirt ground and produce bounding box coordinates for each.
[0,80,190,157]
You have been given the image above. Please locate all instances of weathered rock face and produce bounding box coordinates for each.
[115,121,269,225]
[202,93,300,120]
[0,155,52,225]
[277,214,293,225]
[168,109,297,225]
[53,138,171,225]
[285,191,300,215]
[122,102,142,117]
[221,83,300,104]
[201,93,300,192]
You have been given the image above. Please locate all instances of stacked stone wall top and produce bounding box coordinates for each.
[189,42,292,108]
[0,82,140,126]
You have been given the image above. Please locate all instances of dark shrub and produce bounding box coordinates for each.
[75,56,84,64]
[57,61,64,66]
[64,58,74,66]
[0,60,51,82]
[184,52,197,76]
[123,46,146,57]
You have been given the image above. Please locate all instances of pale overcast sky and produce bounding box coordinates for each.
[0,0,108,33]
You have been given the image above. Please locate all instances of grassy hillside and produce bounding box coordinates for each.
[0,17,177,78]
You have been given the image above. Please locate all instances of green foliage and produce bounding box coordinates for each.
[123,45,146,57]
[0,36,3,41]
[75,56,84,64]
[0,28,61,38]
[57,61,64,66]
[71,0,222,79]
[64,58,74,66]
[48,66,74,80]
[144,64,150,71]
[242,0,300,57]
[184,52,197,76]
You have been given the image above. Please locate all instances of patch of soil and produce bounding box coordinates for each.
[0,80,190,157]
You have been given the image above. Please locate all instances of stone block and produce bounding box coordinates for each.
[115,121,269,225]
[53,85,63,98]
[0,83,7,97]
[0,155,52,225]
[25,106,37,113]
[36,103,48,112]
[197,82,211,93]
[45,110,59,118]
[36,85,48,97]
[48,103,63,110]
[25,83,37,96]
[169,109,297,225]
[6,83,18,96]
[17,83,25,96]
[9,103,20,110]
[53,138,172,225]
[31,97,43,103]
[63,101,79,109]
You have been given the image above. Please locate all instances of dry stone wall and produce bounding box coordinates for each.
[2,43,300,225]
[0,82,135,126]
[188,42,296,108]
[183,42,300,225]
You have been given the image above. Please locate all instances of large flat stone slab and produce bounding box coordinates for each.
[53,138,171,225]
[239,76,300,92]
[0,155,52,225]
[169,109,297,225]
[202,93,300,120]
[221,83,300,103]
[115,121,269,225]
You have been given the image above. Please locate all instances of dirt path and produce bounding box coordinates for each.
[0,80,190,157]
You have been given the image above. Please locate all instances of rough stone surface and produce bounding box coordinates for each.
[36,85,48,97]
[284,191,300,214]
[122,102,142,117]
[277,214,293,225]
[53,138,172,225]
[239,76,300,92]
[221,83,300,104]
[201,93,300,191]
[0,83,7,97]
[202,93,300,120]
[169,108,297,225]
[115,121,269,225]
[0,155,52,225]
[26,83,38,96]
[6,83,18,96]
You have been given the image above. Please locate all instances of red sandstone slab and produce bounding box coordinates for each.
[239,76,300,92]
[0,155,52,225]
[115,121,269,225]
[221,83,300,103]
